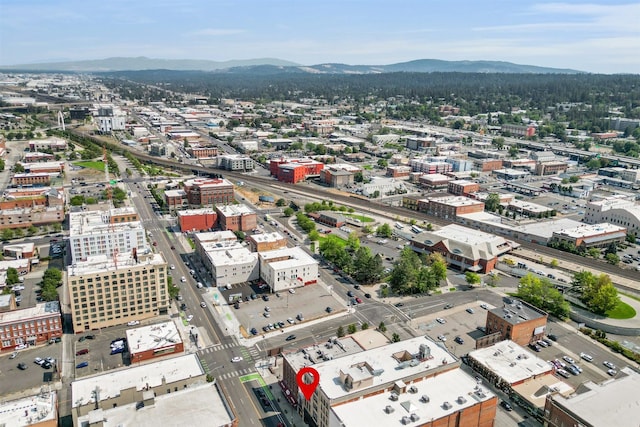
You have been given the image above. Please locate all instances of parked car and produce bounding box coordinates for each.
[607,369,617,376]
[76,361,89,369]
[563,355,575,364]
[9,351,17,359]
[326,306,333,313]
[500,401,513,411]
[436,318,446,324]
[200,302,207,308]
[466,308,475,314]
[364,293,371,298]
[580,352,593,362]
[454,336,464,344]
[250,328,258,335]
[186,315,194,322]
[557,369,570,378]
[603,361,616,370]
[18,363,28,370]
[76,349,89,356]
[347,291,354,298]
[288,288,295,294]
[127,320,140,326]
[444,303,453,309]
[437,335,447,342]
[285,334,296,341]
[34,357,44,365]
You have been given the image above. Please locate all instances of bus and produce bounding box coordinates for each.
[394,222,403,230]
[410,225,423,234]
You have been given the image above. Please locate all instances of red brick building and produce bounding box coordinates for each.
[187,146,219,159]
[12,173,51,186]
[269,158,324,184]
[183,178,235,206]
[386,165,412,178]
[126,322,184,364]
[485,300,548,347]
[164,189,187,210]
[474,158,504,172]
[216,205,257,232]
[448,179,480,196]
[0,301,62,351]
[246,232,287,252]
[177,209,217,232]
[425,196,485,220]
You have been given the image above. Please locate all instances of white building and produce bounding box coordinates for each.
[201,242,259,286]
[259,247,318,291]
[361,177,407,197]
[96,104,126,133]
[217,154,255,171]
[68,207,148,263]
[0,389,57,427]
[584,195,640,237]
[236,140,259,152]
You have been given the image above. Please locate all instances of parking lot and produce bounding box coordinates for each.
[0,341,61,395]
[420,300,495,356]
[222,281,345,337]
[72,323,141,378]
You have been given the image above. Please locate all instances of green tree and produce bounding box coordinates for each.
[276,198,287,207]
[378,322,387,332]
[0,158,5,171]
[167,276,179,299]
[337,326,345,338]
[233,230,246,241]
[361,322,369,330]
[550,259,559,268]
[6,267,19,285]
[391,333,401,343]
[27,225,37,236]
[605,253,619,265]
[13,163,25,173]
[575,271,620,314]
[376,223,393,238]
[42,268,62,284]
[283,207,294,217]
[347,324,357,334]
[587,248,601,258]
[569,175,580,183]
[465,272,481,287]
[70,195,85,206]
[517,274,570,318]
[347,232,361,252]
[485,193,501,212]
[1,228,14,241]
[426,253,447,285]
[377,158,388,168]
[308,230,320,241]
[41,285,59,302]
[486,272,501,287]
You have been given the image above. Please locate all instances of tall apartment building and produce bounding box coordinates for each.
[183,178,235,206]
[67,252,168,332]
[218,154,255,171]
[68,207,147,263]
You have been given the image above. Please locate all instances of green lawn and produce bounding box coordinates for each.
[362,165,373,170]
[606,300,637,319]
[317,234,347,247]
[74,161,105,171]
[344,213,375,223]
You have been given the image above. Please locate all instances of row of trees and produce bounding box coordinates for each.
[1,223,62,241]
[319,235,384,285]
[388,249,447,295]
[39,268,63,302]
[516,274,570,318]
[571,271,620,314]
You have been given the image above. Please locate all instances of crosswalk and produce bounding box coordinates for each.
[199,343,261,360]
[218,367,254,380]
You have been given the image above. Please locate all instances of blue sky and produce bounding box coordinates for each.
[1,0,639,73]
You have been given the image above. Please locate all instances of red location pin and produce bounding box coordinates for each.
[296,366,320,401]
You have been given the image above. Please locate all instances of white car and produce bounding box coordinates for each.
[127,320,140,326]
[12,285,25,291]
[181,276,186,283]
[231,356,243,363]
[436,318,446,324]
[437,335,447,342]
[186,315,194,322]
[607,369,617,376]
[200,302,206,308]
[480,303,489,310]
[170,264,175,270]
[288,288,295,294]
[15,343,28,350]
[603,361,616,370]
[562,355,575,364]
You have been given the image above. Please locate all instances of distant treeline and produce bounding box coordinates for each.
[101,70,640,119]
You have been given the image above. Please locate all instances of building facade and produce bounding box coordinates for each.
[216,205,257,232]
[0,302,62,351]
[183,178,235,206]
[448,179,480,196]
[484,299,548,347]
[177,209,217,232]
[259,247,318,291]
[67,252,168,332]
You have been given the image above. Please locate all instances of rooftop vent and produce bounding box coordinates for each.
[442,401,452,410]
[401,416,411,425]
[457,396,467,404]
[410,413,420,422]
[390,393,399,401]
[420,395,430,403]
[408,386,418,394]
[384,405,395,414]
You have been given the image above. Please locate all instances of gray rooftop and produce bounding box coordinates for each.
[488,298,547,326]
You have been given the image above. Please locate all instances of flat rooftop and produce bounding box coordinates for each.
[468,340,552,385]
[259,246,317,266]
[331,368,495,426]
[0,301,60,324]
[553,223,627,238]
[512,374,573,409]
[216,204,255,216]
[208,246,257,266]
[489,298,547,326]
[67,252,166,276]
[284,336,365,372]
[249,231,285,243]
[165,189,186,197]
[509,199,552,213]
[194,230,237,243]
[419,173,451,182]
[72,354,204,409]
[77,382,234,427]
[126,321,182,355]
[0,390,57,427]
[428,224,502,246]
[429,196,484,207]
[549,367,639,426]
[458,211,582,239]
[177,208,216,217]
[69,209,143,236]
[314,336,456,400]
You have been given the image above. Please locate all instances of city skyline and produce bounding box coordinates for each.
[1,0,639,74]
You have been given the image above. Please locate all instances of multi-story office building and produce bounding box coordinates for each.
[424,196,485,220]
[218,154,255,171]
[258,247,318,292]
[216,204,257,231]
[482,299,548,347]
[550,223,627,248]
[246,232,287,252]
[68,207,147,264]
[183,178,235,206]
[584,195,640,237]
[67,251,168,332]
[0,301,62,351]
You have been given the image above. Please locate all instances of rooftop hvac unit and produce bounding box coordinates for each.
[401,416,411,425]
[420,395,430,403]
[457,396,467,404]
[419,343,431,359]
[389,393,399,401]
[442,401,452,410]
[410,413,420,422]
[384,405,395,414]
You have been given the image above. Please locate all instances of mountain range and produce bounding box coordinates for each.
[0,56,583,74]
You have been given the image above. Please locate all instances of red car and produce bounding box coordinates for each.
[152,241,157,246]
[355,297,363,304]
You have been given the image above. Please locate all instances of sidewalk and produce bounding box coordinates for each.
[255,356,308,427]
